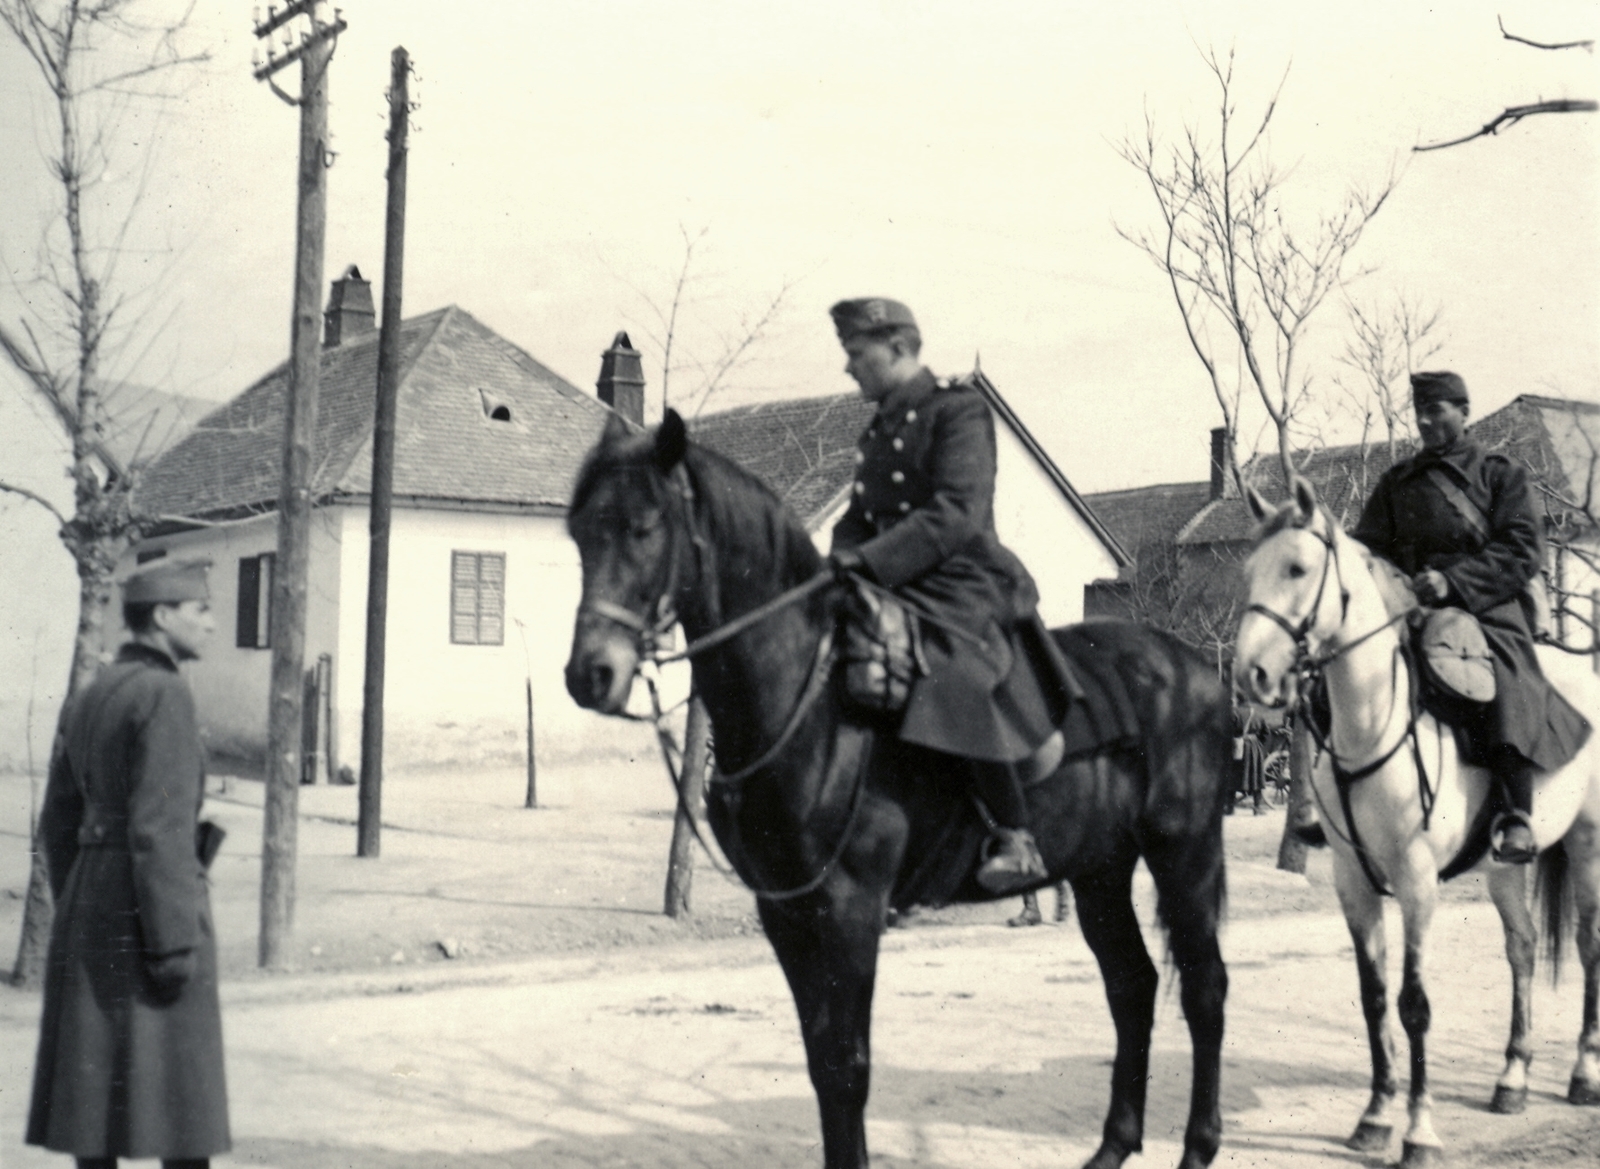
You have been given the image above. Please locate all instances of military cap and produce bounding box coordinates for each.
[120,556,213,604]
[830,297,918,342]
[1411,370,1469,407]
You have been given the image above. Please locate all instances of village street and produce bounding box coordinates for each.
[2,763,1598,1168]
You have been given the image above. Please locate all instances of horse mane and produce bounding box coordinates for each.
[569,426,823,592]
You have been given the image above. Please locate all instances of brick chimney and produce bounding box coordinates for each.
[596,331,645,426]
[1209,427,1235,501]
[323,265,376,347]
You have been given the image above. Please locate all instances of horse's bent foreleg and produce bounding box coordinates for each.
[1333,857,1398,1153]
[1072,862,1158,1169]
[1143,840,1227,1169]
[759,887,883,1169]
[1486,864,1536,1113]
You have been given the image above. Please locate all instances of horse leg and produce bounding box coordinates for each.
[1332,859,1399,1153]
[1486,863,1536,1113]
[1071,860,1158,1169]
[758,886,883,1169]
[1142,844,1227,1169]
[1567,814,1600,1105]
[1392,863,1443,1168]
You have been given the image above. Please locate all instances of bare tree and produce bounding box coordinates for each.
[0,0,207,986]
[1328,293,1444,499]
[1416,17,1595,152]
[1117,46,1400,488]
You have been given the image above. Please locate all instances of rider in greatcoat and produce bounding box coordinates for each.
[825,297,1081,893]
[1349,370,1591,863]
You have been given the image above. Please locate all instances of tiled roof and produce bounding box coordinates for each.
[135,307,610,520]
[1082,481,1215,579]
[691,393,876,527]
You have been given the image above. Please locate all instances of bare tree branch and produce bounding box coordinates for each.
[1498,15,1594,53]
[0,480,68,524]
[1415,99,1598,152]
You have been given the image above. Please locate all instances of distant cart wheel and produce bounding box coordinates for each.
[1263,749,1291,804]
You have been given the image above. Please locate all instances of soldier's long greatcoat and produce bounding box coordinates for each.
[27,642,230,1161]
[831,368,1080,761]
[1352,438,1590,772]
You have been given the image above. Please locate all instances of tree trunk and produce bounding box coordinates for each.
[664,695,713,918]
[1275,718,1313,874]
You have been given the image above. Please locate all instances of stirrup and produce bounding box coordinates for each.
[977,828,1047,894]
[1491,812,1537,865]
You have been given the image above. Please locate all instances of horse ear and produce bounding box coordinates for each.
[1245,486,1273,521]
[1292,476,1318,520]
[654,408,688,472]
[600,412,631,447]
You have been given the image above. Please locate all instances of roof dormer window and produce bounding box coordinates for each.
[478,388,513,423]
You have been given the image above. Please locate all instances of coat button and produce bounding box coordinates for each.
[93,825,105,840]
[853,481,864,495]
[905,409,917,423]
[890,471,904,484]
[854,450,864,464]
[864,510,874,522]
[899,500,911,512]
[892,437,903,451]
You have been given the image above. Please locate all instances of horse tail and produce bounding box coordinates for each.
[1534,838,1572,985]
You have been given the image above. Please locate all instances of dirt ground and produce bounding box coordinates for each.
[2,764,1597,1167]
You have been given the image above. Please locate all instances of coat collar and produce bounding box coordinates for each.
[1402,436,1485,481]
[874,366,939,422]
[117,641,181,673]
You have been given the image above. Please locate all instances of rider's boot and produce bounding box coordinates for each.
[971,761,1047,894]
[1491,756,1538,865]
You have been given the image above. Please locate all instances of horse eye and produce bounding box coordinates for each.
[1287,563,1307,579]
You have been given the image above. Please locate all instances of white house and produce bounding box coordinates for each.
[132,272,1128,776]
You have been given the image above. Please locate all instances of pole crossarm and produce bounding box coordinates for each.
[252,16,347,82]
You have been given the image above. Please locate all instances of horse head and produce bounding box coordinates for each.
[564,409,692,714]
[1235,476,1349,709]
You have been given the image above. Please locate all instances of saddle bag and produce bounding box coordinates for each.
[1418,607,1496,704]
[840,578,925,716]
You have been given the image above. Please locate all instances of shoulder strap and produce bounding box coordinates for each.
[1423,466,1490,543]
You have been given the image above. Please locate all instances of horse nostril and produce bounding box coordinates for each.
[590,663,614,703]
[1251,665,1272,701]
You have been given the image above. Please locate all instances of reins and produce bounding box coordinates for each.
[1250,509,1434,897]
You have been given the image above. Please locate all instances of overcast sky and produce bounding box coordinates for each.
[1,0,1596,498]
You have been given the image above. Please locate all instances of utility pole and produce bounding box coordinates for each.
[358,46,413,858]
[252,0,347,968]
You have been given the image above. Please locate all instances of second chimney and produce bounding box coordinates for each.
[324,265,376,348]
[596,331,645,426]
[1209,427,1235,501]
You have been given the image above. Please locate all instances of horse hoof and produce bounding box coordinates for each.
[1345,1121,1392,1152]
[1080,1141,1131,1169]
[1400,1140,1444,1169]
[1569,1076,1600,1106]
[1489,1084,1527,1114]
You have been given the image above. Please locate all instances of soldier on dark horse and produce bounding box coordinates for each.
[825,297,1078,892]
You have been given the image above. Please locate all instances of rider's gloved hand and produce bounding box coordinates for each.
[1412,569,1452,606]
[827,548,869,582]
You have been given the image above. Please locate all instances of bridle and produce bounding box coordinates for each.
[575,460,862,901]
[1244,508,1431,896]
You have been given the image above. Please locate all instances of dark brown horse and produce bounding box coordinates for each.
[565,410,1232,1169]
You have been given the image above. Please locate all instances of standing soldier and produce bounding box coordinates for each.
[1350,371,1591,862]
[825,297,1081,893]
[27,557,230,1169]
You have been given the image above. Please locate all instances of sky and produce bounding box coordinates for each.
[1,0,1597,507]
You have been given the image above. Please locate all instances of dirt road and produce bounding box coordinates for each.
[3,836,1596,1167]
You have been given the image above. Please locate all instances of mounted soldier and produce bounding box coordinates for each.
[824,297,1081,893]
[1339,370,1592,863]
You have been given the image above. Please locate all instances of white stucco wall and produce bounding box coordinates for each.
[332,506,655,773]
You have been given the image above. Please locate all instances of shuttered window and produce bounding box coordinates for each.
[450,551,505,645]
[237,553,275,648]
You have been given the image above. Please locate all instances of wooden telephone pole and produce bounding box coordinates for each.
[358,46,413,858]
[252,0,347,968]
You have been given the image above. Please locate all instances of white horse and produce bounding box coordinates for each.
[1234,478,1600,1169]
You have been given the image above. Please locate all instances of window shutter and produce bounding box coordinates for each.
[478,554,505,645]
[451,552,480,643]
[237,557,261,648]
